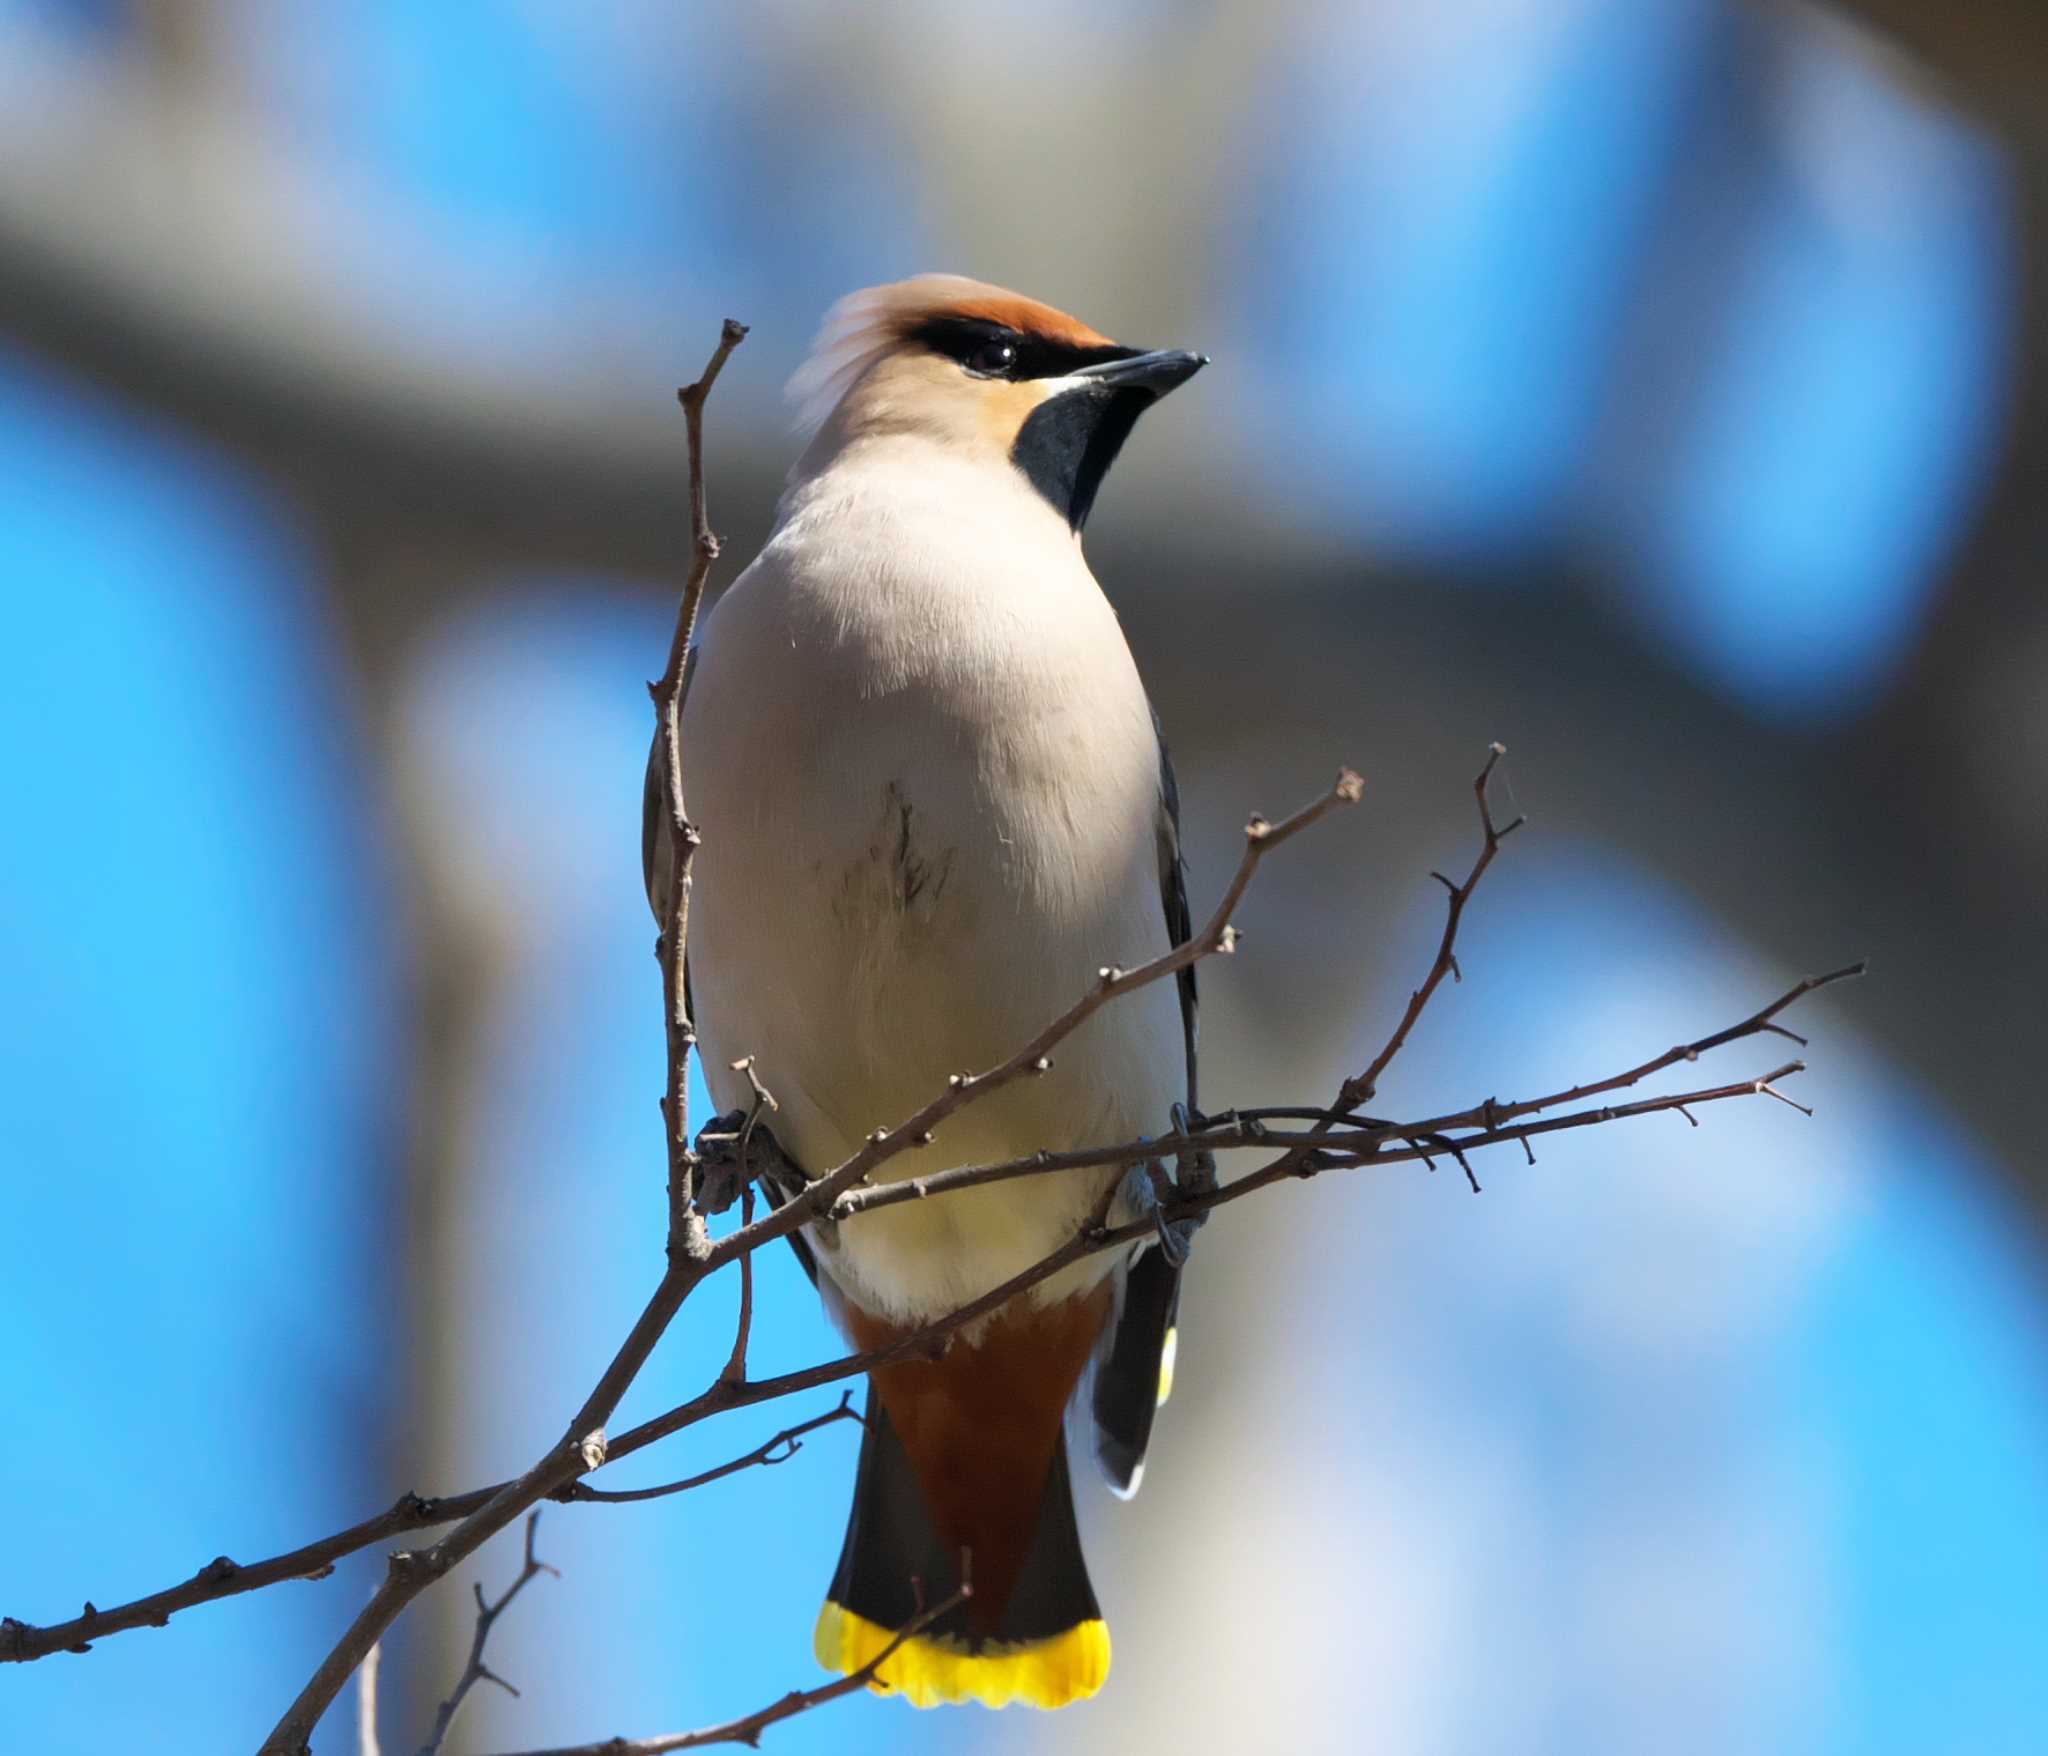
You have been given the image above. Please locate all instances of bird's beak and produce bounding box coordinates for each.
[1069,349,1209,399]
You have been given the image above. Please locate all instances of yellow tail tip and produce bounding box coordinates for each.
[813,1600,1110,1709]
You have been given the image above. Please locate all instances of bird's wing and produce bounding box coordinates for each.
[642,644,819,1287]
[1090,705,1195,1497]
[1155,707,1199,1110]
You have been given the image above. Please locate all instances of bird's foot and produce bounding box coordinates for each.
[691,1109,805,1215]
[1122,1102,1217,1269]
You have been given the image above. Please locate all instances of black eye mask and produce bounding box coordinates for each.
[912,315,1140,383]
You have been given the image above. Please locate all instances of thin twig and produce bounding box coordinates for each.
[1,1396,865,1670]
[415,1513,559,1756]
[1394,963,1866,1138]
[720,1058,778,1385]
[603,1056,1821,1463]
[1347,743,1521,1108]
[561,1395,863,1506]
[730,1053,780,1210]
[822,961,1864,1221]
[724,1182,757,1384]
[3,1518,438,1664]
[474,1582,972,1756]
[656,317,750,1254]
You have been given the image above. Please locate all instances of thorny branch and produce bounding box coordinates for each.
[657,316,751,1256]
[3,317,1868,1756]
[1348,739,1522,1108]
[240,317,750,1756]
[415,1513,558,1756]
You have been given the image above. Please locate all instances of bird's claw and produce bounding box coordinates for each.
[1124,1102,1216,1269]
[691,1109,804,1215]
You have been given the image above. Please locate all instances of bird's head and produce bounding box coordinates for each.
[789,274,1206,531]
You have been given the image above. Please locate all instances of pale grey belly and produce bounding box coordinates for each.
[680,564,1184,1320]
[686,738,1183,1323]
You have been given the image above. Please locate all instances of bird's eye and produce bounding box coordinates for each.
[965,339,1017,378]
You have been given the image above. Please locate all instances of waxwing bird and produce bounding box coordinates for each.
[643,275,1208,1709]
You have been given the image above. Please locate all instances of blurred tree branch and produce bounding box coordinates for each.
[0,321,1864,1756]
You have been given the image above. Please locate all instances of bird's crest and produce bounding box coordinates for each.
[787,274,1114,439]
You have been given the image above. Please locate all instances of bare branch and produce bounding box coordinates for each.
[562,1395,863,1507]
[474,1580,972,1756]
[722,1184,758,1385]
[656,316,750,1253]
[1347,743,1520,1108]
[719,1058,778,1384]
[707,767,1366,1271]
[606,1054,1823,1464]
[415,1513,559,1756]
[0,1395,871,1669]
[249,318,748,1756]
[817,956,1863,1225]
[3,1515,457,1664]
[1219,1062,1814,1199]
[1395,962,1866,1138]
[1757,1076,1816,1118]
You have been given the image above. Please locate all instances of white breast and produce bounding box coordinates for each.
[682,437,1184,1324]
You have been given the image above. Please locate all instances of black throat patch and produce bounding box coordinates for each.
[1011,388,1151,532]
[909,314,1154,530]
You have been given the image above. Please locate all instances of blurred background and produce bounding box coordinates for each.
[5,1,2046,1751]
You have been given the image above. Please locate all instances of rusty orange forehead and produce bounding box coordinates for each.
[913,291,1116,350]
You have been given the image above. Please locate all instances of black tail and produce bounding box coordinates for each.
[1091,1246,1181,1496]
[813,1393,1110,1709]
